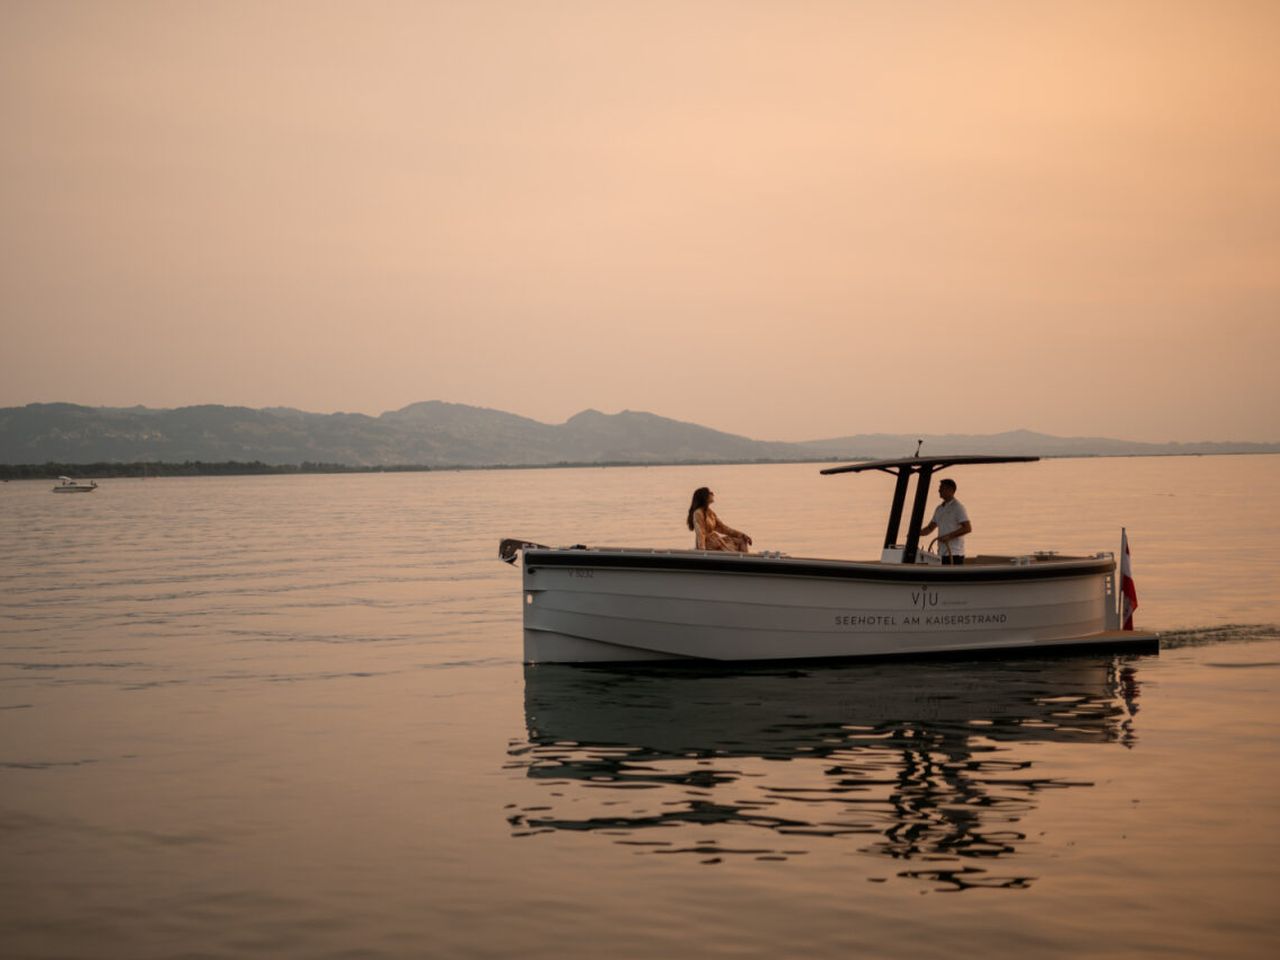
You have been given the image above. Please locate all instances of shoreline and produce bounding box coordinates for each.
[2,449,1277,481]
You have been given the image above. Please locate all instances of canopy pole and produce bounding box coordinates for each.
[882,468,911,549]
[902,465,934,564]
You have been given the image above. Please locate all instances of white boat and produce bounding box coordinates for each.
[500,455,1159,664]
[51,476,98,494]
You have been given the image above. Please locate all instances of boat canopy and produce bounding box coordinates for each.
[820,455,1039,476]
[820,455,1040,563]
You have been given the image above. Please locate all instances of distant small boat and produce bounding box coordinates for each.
[52,476,97,493]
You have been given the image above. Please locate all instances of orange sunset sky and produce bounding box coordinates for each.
[2,0,1277,442]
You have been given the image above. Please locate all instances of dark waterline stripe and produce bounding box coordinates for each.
[525,550,1113,583]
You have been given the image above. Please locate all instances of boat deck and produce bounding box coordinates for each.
[963,553,1093,565]
[541,546,1100,566]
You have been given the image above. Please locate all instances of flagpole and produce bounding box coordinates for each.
[1120,527,1139,631]
[1121,527,1126,628]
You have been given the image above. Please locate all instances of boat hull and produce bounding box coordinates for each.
[519,548,1155,663]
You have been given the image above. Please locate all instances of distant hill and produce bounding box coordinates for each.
[790,428,1280,460]
[0,402,1276,467]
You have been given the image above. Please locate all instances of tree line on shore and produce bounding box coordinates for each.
[0,456,832,481]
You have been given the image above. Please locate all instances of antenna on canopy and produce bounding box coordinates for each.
[914,439,923,458]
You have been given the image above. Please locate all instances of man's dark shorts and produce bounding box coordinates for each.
[942,555,965,566]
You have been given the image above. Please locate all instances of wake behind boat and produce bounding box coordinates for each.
[499,455,1158,664]
[51,476,98,493]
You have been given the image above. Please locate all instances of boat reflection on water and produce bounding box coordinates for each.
[506,655,1146,889]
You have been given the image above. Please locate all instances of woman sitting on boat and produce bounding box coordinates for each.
[687,487,752,553]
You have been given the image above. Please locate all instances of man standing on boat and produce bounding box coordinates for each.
[920,478,971,565]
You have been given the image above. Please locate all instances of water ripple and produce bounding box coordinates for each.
[1160,623,1280,647]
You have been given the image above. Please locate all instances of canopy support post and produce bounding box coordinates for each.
[883,469,911,549]
[902,465,934,564]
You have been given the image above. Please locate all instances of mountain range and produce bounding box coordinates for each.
[1,401,1276,467]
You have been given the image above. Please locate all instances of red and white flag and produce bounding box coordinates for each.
[1120,528,1139,631]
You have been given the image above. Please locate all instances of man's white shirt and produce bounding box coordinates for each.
[931,499,970,556]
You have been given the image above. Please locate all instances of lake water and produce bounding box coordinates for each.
[2,456,1278,959]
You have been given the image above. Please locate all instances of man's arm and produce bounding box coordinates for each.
[939,520,972,546]
[920,520,937,536]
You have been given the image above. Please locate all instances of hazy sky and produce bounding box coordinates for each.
[2,1,1277,442]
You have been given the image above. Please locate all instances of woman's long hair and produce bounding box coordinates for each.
[687,487,712,530]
